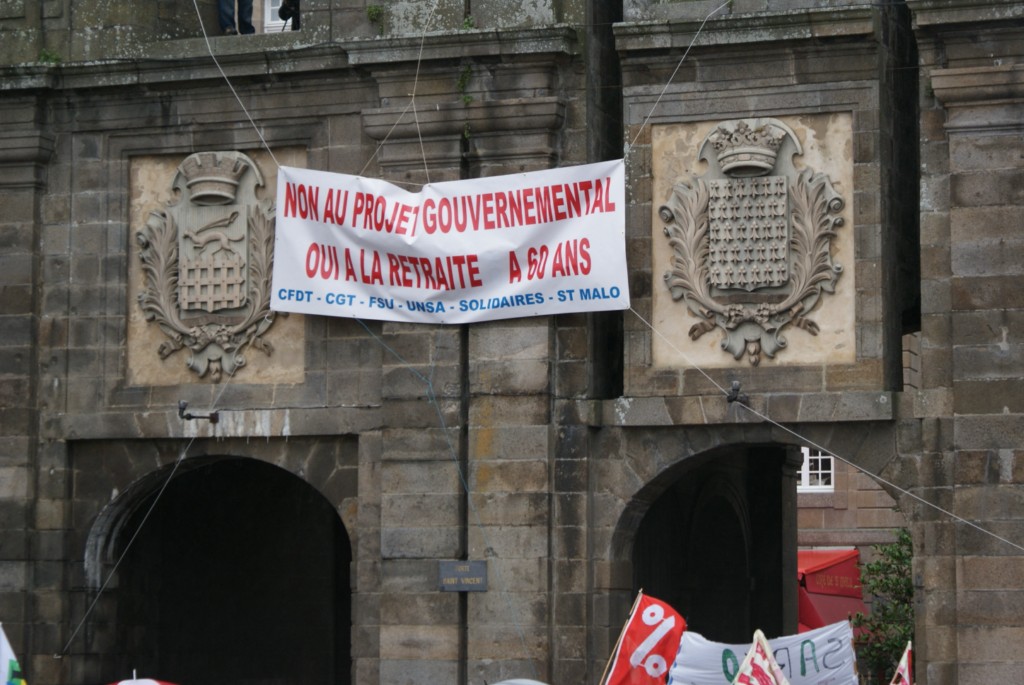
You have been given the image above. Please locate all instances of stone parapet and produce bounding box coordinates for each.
[601,392,895,427]
[908,0,1024,28]
[617,5,875,49]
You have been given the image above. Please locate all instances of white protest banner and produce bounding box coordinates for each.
[270,160,628,323]
[668,621,857,685]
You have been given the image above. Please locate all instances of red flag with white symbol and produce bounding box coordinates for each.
[601,591,686,685]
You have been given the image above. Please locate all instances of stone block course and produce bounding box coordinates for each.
[955,413,1024,450]
[470,322,550,361]
[471,359,551,395]
[466,621,548,660]
[381,526,461,559]
[469,524,548,559]
[379,624,459,660]
[554,492,586,528]
[0,560,27,591]
[381,427,459,461]
[471,491,548,526]
[553,458,586,493]
[959,556,1024,591]
[382,363,461,400]
[0,315,33,350]
[467,591,547,625]
[949,133,1024,172]
[0,466,30,499]
[950,274,1024,311]
[953,450,1002,484]
[955,520,1024,556]
[960,663,1024,684]
[953,483,1024,521]
[469,424,549,461]
[382,493,459,527]
[951,168,1024,208]
[471,459,548,493]
[957,625,1024,661]
[470,395,549,426]
[380,591,458,624]
[478,557,548,593]
[380,461,459,495]
[379,326,461,366]
[382,398,460,430]
[0,345,32,377]
[952,309,1024,347]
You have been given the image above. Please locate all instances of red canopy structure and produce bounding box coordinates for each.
[797,548,868,633]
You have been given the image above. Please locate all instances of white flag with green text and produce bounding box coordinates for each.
[1,623,27,685]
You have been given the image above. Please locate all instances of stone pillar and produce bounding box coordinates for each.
[0,108,53,682]
[353,27,578,683]
[780,447,803,635]
[375,322,465,684]
[467,320,554,683]
[911,2,1024,682]
[933,61,1024,685]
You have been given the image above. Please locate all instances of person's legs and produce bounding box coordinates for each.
[217,0,236,33]
[237,0,255,34]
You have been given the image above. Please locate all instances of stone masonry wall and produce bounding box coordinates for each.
[0,98,49,683]
[2,1,1023,684]
[909,1,1024,683]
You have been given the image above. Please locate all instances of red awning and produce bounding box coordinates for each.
[797,548,867,633]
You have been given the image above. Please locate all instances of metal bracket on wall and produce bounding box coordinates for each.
[726,380,749,407]
[177,400,220,424]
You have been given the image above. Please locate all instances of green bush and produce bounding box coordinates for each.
[852,528,914,683]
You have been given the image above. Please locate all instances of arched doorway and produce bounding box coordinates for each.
[631,445,799,642]
[107,457,352,685]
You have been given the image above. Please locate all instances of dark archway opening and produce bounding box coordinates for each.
[632,446,797,643]
[112,458,351,685]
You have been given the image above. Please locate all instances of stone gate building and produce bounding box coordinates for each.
[1,1,1022,684]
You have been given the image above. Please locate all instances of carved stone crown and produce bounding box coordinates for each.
[179,152,251,205]
[707,121,785,176]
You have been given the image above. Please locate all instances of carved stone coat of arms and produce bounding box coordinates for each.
[136,151,277,381]
[659,118,845,366]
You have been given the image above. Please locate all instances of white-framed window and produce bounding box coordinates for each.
[798,447,834,492]
[263,0,287,32]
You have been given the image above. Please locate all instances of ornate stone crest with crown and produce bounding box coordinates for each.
[136,151,277,381]
[658,118,845,366]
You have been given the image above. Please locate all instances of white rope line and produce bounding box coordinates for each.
[57,445,191,656]
[189,0,281,170]
[353,4,539,676]
[736,401,1024,554]
[412,7,437,186]
[56,0,1023,670]
[60,0,541,677]
[359,98,417,178]
[629,306,731,396]
[628,307,1024,554]
[59,0,290,655]
[356,320,542,681]
[628,0,732,151]
[358,3,438,182]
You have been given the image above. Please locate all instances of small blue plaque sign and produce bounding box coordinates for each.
[438,560,488,592]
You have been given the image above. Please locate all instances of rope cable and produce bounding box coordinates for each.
[629,307,1024,554]
[54,0,1022,671]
